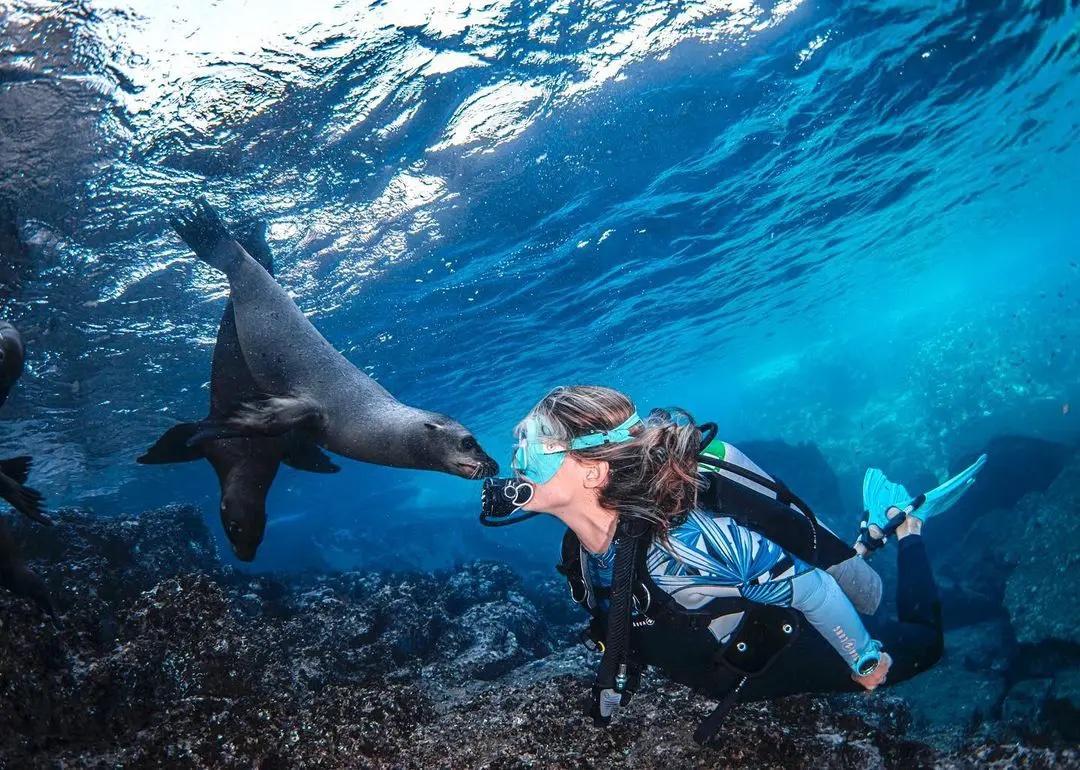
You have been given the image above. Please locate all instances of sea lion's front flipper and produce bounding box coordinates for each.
[0,455,32,485]
[137,423,206,464]
[282,436,340,474]
[0,470,50,525]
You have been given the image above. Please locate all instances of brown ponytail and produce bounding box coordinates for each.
[518,386,704,532]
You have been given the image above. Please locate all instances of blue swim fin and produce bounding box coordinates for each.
[859,454,988,551]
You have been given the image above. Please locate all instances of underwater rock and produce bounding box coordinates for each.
[521,571,583,628]
[1047,667,1080,742]
[1003,453,1080,647]
[1,503,1076,768]
[1001,678,1054,738]
[443,560,520,615]
[409,670,934,770]
[961,437,1072,510]
[870,621,1011,750]
[433,592,552,681]
[935,503,1019,624]
[9,504,219,605]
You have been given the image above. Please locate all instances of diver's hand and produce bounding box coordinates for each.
[170,197,232,259]
[852,652,892,691]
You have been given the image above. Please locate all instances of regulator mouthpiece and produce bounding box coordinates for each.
[480,477,540,527]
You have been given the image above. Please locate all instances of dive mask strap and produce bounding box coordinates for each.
[696,421,718,450]
[570,412,643,451]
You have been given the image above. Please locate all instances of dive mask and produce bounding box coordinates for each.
[510,412,643,485]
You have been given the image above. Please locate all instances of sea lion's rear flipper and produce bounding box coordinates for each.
[0,518,54,614]
[190,395,328,445]
[233,219,274,276]
[0,456,32,485]
[282,436,340,474]
[137,423,206,464]
[0,470,51,526]
[170,198,243,272]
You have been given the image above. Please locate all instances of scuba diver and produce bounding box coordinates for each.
[480,385,986,744]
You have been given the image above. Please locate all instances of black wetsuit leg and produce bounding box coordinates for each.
[720,535,944,700]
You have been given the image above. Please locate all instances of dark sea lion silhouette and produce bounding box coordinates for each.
[0,321,47,525]
[0,320,52,612]
[0,517,52,613]
[0,319,26,409]
[0,200,30,293]
[138,222,339,561]
[170,198,499,480]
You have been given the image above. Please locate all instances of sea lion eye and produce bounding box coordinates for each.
[460,436,477,451]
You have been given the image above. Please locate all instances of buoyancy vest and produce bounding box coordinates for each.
[558,434,859,744]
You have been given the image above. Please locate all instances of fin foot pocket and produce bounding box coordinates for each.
[858,454,988,554]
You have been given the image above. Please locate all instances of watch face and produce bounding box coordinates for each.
[859,657,879,676]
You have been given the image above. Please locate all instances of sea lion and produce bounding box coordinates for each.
[138,222,339,561]
[0,320,51,612]
[0,321,47,524]
[169,199,499,480]
[0,319,26,408]
[0,516,52,613]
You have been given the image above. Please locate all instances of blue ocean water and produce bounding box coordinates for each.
[0,0,1077,575]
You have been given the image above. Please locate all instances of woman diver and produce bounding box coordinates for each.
[480,385,986,744]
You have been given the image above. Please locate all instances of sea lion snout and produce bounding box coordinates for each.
[421,418,499,479]
[220,494,267,562]
[449,438,500,479]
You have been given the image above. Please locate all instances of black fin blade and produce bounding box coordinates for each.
[0,455,32,484]
[282,438,340,474]
[137,423,206,464]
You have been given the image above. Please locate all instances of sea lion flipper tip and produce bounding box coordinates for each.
[0,471,50,525]
[139,423,206,464]
[0,455,32,484]
[282,438,340,474]
[170,199,234,270]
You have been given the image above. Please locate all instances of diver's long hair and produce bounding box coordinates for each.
[518,385,704,532]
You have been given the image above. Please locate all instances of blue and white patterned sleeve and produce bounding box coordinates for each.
[788,567,875,673]
[651,510,875,673]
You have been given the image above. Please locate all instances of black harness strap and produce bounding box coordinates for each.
[590,520,647,723]
[693,675,748,745]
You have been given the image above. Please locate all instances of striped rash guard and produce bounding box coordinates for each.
[584,453,878,675]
